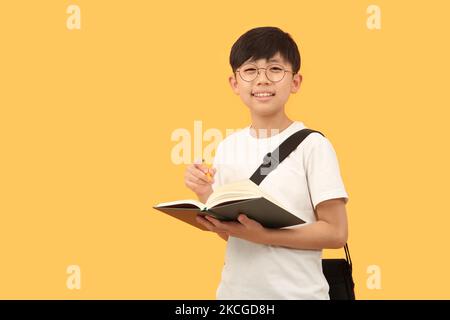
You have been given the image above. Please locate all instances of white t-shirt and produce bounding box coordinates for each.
[211,121,349,300]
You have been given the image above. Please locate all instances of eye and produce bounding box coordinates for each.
[269,66,283,73]
[243,67,257,74]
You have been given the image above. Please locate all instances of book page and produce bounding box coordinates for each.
[155,199,205,209]
[205,179,287,209]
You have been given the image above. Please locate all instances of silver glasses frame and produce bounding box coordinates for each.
[235,63,296,82]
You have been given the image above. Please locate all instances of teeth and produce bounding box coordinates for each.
[253,93,274,97]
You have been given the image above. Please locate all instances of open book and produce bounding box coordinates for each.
[153,179,305,231]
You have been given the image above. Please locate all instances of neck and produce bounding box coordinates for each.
[249,111,293,138]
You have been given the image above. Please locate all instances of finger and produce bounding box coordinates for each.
[238,214,253,226]
[220,220,242,229]
[189,166,211,183]
[204,215,226,230]
[203,168,214,183]
[196,163,215,182]
[207,167,216,179]
[186,169,211,184]
[238,214,247,222]
[185,178,209,190]
[193,163,209,174]
[196,215,216,231]
[197,216,228,233]
[192,162,215,183]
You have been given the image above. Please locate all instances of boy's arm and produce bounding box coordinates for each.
[264,198,348,250]
[217,232,229,241]
[196,198,347,248]
[197,189,213,204]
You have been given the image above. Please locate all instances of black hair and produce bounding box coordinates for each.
[229,26,301,74]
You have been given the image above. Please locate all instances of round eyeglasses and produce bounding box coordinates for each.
[236,64,295,82]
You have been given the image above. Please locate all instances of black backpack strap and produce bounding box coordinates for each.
[344,243,353,271]
[249,128,324,185]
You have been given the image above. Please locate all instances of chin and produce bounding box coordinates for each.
[248,104,282,116]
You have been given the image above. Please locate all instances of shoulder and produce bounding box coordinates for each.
[297,129,338,164]
[300,129,332,151]
[288,122,332,153]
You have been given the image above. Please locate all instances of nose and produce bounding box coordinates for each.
[255,68,270,84]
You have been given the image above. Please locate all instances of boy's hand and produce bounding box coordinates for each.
[184,161,216,200]
[195,215,229,241]
[196,214,268,245]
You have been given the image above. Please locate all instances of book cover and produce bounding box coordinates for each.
[154,180,306,231]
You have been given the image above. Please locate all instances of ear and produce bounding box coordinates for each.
[228,74,240,95]
[290,73,302,94]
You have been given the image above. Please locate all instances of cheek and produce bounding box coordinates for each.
[277,92,290,102]
[241,95,251,104]
[236,86,252,102]
[276,86,292,100]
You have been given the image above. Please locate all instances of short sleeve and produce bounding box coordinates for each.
[304,134,349,210]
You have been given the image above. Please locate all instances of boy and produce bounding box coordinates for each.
[184,27,349,299]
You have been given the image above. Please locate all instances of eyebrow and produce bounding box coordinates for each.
[247,58,283,64]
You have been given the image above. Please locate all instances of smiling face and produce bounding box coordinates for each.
[229,52,302,117]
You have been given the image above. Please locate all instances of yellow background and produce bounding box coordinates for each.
[1,0,449,299]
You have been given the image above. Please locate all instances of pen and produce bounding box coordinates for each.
[202,159,212,181]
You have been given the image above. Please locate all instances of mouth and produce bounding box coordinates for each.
[251,92,275,102]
